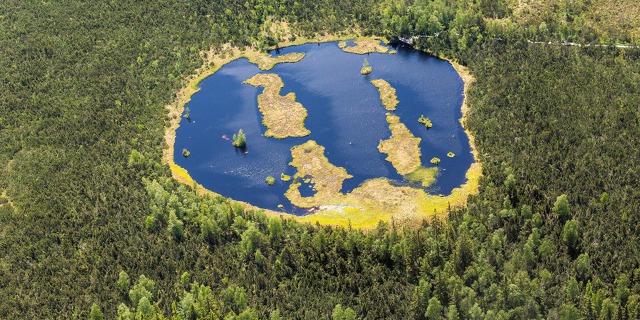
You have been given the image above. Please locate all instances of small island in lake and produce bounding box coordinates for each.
[418,115,433,128]
[339,39,389,54]
[285,140,353,208]
[244,73,311,138]
[245,51,306,70]
[371,79,398,111]
[361,58,372,75]
[378,114,422,175]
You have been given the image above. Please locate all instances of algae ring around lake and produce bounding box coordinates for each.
[171,39,480,228]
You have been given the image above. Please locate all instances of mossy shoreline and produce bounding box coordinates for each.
[163,33,482,229]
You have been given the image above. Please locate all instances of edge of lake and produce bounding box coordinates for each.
[162,36,482,229]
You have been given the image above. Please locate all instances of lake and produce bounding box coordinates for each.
[174,41,474,214]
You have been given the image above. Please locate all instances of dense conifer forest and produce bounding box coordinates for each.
[1,0,639,318]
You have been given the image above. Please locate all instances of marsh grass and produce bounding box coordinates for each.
[244,73,310,138]
[340,39,390,54]
[371,79,398,111]
[406,166,439,188]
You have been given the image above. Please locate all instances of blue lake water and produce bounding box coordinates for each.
[174,41,474,214]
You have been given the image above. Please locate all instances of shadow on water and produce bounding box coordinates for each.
[174,41,474,214]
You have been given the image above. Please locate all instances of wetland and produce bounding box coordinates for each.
[172,40,478,224]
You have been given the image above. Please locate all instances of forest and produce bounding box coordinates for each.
[1,0,639,318]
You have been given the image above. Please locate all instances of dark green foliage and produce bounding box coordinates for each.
[129,275,155,307]
[554,194,571,221]
[265,176,275,185]
[2,0,640,319]
[563,219,580,252]
[627,295,640,319]
[559,304,581,320]
[232,129,247,148]
[418,115,433,128]
[90,303,104,320]
[425,296,443,319]
[117,271,130,296]
[136,297,154,318]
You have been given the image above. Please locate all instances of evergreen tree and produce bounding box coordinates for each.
[232,129,247,148]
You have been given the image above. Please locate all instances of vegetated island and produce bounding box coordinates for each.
[338,39,389,54]
[285,140,353,208]
[371,79,398,110]
[378,114,422,175]
[360,58,372,75]
[244,73,311,138]
[418,114,433,128]
[245,52,305,70]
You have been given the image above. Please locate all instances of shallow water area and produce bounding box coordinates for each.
[174,41,474,214]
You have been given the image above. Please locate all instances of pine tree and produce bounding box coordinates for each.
[232,129,247,148]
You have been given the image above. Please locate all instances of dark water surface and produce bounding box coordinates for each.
[174,41,474,214]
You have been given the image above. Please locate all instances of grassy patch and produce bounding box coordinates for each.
[245,51,305,70]
[406,166,439,188]
[340,39,389,54]
[266,176,276,185]
[244,73,311,138]
[378,115,422,175]
[371,79,399,111]
[285,140,352,208]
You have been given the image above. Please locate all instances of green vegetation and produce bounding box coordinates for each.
[406,166,439,188]
[418,115,433,128]
[280,173,291,182]
[182,149,191,157]
[2,0,640,319]
[371,79,399,110]
[447,152,455,158]
[430,157,441,165]
[265,176,275,185]
[232,129,247,148]
[360,58,372,75]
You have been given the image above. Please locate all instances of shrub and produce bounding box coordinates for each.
[360,58,372,75]
[265,176,275,185]
[418,115,433,128]
[233,129,247,148]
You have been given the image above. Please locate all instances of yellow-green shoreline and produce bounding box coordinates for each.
[378,114,422,175]
[163,33,482,229]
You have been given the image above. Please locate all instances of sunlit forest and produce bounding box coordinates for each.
[1,0,639,318]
